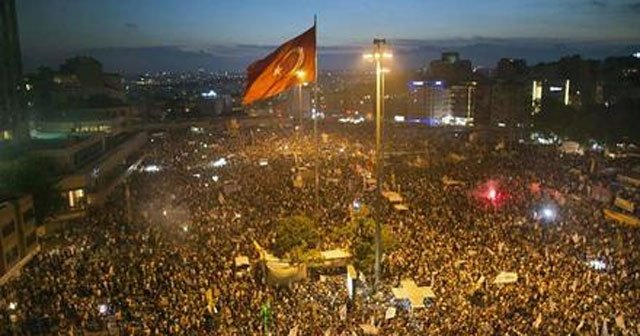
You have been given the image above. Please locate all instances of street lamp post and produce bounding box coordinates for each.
[364,38,392,288]
[296,70,306,135]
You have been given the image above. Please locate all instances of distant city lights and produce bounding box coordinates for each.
[201,89,217,98]
[441,115,472,126]
[338,116,365,124]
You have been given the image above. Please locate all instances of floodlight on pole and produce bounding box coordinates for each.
[296,70,306,82]
[363,37,392,289]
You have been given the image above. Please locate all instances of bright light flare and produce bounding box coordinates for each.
[475,180,506,207]
[295,70,306,82]
[588,259,606,271]
[487,188,497,201]
[98,304,109,315]
[542,207,555,219]
[211,158,228,168]
[143,165,161,173]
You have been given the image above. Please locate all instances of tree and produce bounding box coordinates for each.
[534,95,640,143]
[335,216,397,274]
[272,215,319,258]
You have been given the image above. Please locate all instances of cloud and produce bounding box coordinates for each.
[21,38,640,74]
[627,1,640,12]
[587,0,607,8]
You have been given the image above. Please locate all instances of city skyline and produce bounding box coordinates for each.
[17,0,640,73]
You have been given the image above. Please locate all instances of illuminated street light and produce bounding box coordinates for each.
[295,70,306,82]
[363,38,392,289]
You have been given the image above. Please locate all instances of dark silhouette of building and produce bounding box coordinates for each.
[427,52,473,84]
[0,194,39,278]
[0,0,23,141]
[496,58,527,80]
[489,81,531,127]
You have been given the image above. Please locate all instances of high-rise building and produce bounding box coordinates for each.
[0,0,23,141]
[450,82,477,118]
[0,194,38,278]
[441,52,460,64]
[531,80,543,115]
[490,81,531,127]
[408,80,450,119]
[427,52,473,84]
[408,80,478,121]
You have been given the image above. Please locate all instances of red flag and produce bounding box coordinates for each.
[243,25,316,105]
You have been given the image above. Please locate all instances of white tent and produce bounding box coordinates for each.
[359,324,380,335]
[493,272,518,284]
[394,204,409,211]
[234,256,250,268]
[320,249,352,260]
[382,191,403,203]
[385,307,397,320]
[392,279,435,309]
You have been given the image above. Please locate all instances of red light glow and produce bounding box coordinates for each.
[487,188,497,200]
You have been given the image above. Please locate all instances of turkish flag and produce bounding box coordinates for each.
[243,25,316,105]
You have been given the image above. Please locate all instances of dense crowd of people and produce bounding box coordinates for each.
[1,118,639,335]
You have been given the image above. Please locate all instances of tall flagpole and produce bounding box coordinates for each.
[313,14,320,221]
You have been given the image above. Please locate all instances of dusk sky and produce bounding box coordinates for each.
[16,0,640,72]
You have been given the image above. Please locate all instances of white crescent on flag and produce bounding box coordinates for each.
[273,46,305,79]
